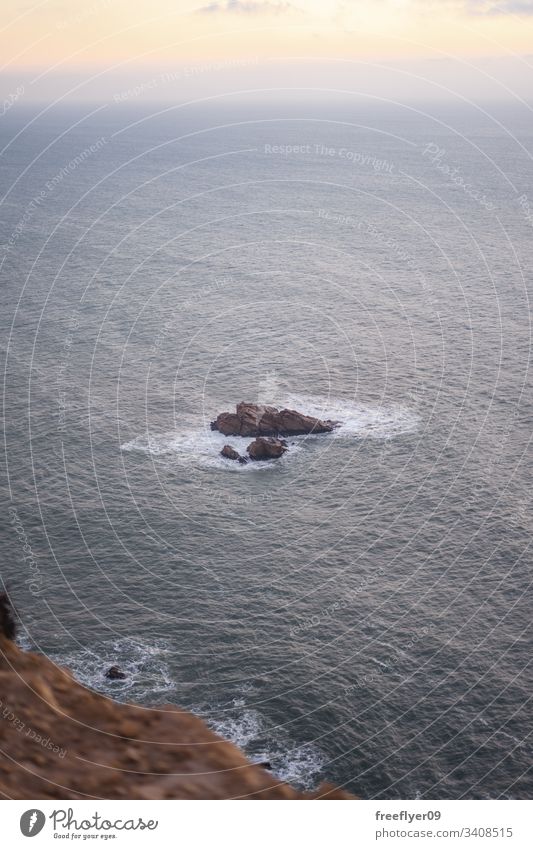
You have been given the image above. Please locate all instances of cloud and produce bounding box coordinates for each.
[463,0,533,13]
[419,0,533,15]
[197,0,292,13]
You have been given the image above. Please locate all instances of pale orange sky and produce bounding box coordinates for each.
[1,0,533,101]
[2,0,533,67]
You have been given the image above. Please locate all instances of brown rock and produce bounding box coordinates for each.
[247,437,288,461]
[220,445,244,463]
[105,665,127,680]
[212,413,240,434]
[276,408,337,436]
[212,402,338,438]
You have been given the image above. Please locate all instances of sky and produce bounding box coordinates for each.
[1,0,533,102]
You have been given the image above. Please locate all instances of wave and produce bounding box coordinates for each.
[121,395,420,471]
[50,637,175,703]
[209,706,265,749]
[202,692,326,790]
[15,631,35,653]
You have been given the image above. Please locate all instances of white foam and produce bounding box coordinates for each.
[283,394,420,440]
[54,637,174,702]
[15,631,34,652]
[204,694,326,790]
[209,708,265,749]
[274,743,327,790]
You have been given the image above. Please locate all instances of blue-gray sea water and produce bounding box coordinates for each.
[1,100,532,798]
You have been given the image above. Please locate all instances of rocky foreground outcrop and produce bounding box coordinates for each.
[212,402,338,438]
[0,595,350,799]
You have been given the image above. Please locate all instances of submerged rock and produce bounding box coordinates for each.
[220,444,248,465]
[221,445,243,462]
[212,402,338,438]
[247,437,288,461]
[105,666,127,680]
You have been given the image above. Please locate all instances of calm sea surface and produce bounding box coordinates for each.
[1,100,532,797]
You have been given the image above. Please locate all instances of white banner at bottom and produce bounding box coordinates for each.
[2,799,531,848]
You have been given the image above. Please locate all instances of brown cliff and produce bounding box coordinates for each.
[0,598,350,800]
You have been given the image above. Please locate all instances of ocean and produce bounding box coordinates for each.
[1,99,532,798]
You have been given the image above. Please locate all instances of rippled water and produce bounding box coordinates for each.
[2,100,532,797]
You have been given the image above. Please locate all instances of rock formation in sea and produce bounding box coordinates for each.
[220,444,247,464]
[211,402,338,438]
[247,437,288,461]
[0,594,351,799]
